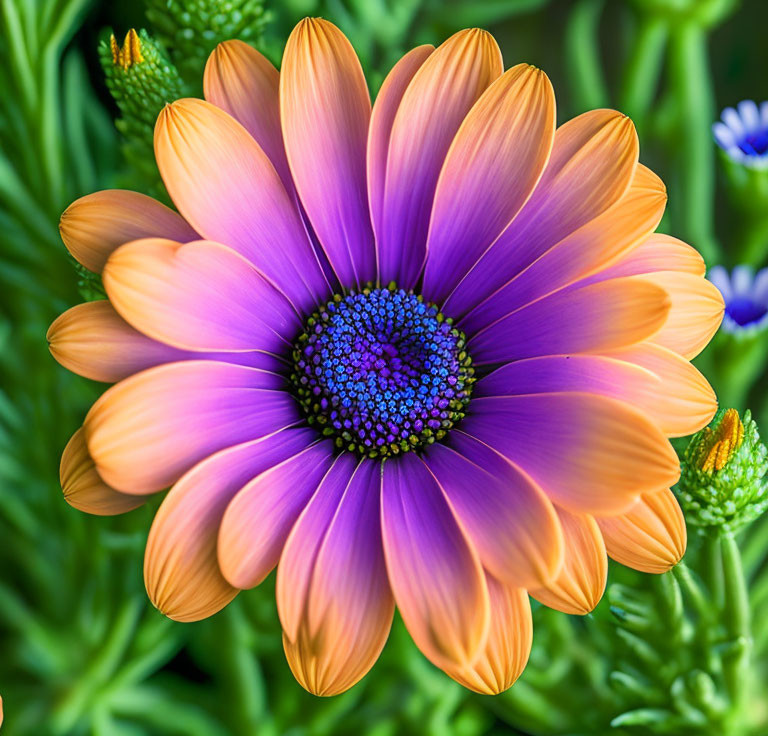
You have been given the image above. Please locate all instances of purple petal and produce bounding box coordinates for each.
[381,452,490,668]
[218,439,337,589]
[423,433,563,588]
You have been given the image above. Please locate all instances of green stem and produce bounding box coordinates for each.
[673,562,709,620]
[620,14,668,128]
[667,22,719,263]
[564,0,610,113]
[720,531,751,718]
[705,530,724,612]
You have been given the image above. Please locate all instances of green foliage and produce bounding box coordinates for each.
[2,0,768,735]
[146,0,270,87]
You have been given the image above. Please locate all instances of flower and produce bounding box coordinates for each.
[49,19,724,696]
[713,100,768,168]
[709,265,768,333]
[677,409,768,530]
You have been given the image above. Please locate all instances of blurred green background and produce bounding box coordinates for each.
[2,0,768,734]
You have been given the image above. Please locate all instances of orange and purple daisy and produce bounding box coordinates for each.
[50,19,724,696]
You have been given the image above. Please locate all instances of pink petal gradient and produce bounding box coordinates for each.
[280,18,376,288]
[204,40,293,192]
[530,507,607,615]
[376,29,503,288]
[155,98,329,313]
[461,392,680,515]
[218,440,337,589]
[279,457,393,696]
[422,64,555,303]
[476,349,716,438]
[461,164,666,332]
[144,428,316,622]
[47,301,283,383]
[85,361,299,494]
[367,44,434,275]
[423,432,563,588]
[467,277,670,366]
[59,189,198,273]
[444,109,638,317]
[381,452,490,669]
[103,238,300,354]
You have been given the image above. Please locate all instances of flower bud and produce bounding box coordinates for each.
[676,409,768,530]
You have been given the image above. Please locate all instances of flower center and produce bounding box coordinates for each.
[726,296,768,326]
[291,286,474,458]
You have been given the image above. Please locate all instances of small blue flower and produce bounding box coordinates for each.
[713,100,768,168]
[709,265,768,333]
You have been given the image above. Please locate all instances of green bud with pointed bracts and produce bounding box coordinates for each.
[99,29,183,191]
[676,408,768,530]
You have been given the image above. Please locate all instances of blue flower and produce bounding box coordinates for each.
[713,100,768,168]
[709,265,768,333]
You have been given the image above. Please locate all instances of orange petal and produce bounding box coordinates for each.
[377,28,503,287]
[145,428,316,622]
[530,507,607,615]
[367,44,434,250]
[596,488,687,573]
[423,64,556,303]
[443,576,532,694]
[280,18,376,287]
[60,190,197,273]
[61,427,145,515]
[48,301,180,383]
[204,40,292,190]
[573,235,722,359]
[601,343,717,437]
[640,272,724,359]
[475,348,713,440]
[278,458,393,696]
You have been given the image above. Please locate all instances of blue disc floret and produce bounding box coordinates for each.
[291,285,474,458]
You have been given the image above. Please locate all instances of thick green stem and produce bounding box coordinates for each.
[720,532,751,717]
[564,0,610,113]
[668,22,719,263]
[620,15,668,128]
[704,530,724,611]
[673,562,709,620]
